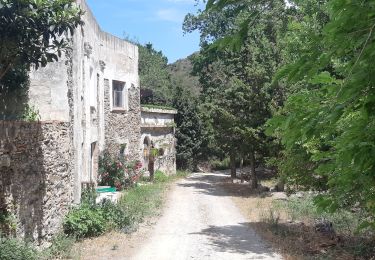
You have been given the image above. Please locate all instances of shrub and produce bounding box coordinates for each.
[99,200,130,230]
[63,205,106,238]
[211,158,230,170]
[154,170,169,183]
[0,237,39,260]
[63,189,131,238]
[42,233,76,259]
[280,195,365,235]
[0,211,17,236]
[98,151,143,191]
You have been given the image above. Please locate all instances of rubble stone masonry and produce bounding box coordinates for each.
[0,121,73,244]
[104,79,141,161]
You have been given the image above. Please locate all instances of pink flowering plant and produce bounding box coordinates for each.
[98,151,144,191]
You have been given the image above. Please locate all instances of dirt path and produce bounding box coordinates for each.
[131,172,282,260]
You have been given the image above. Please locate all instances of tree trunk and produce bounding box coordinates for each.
[149,156,155,182]
[230,152,236,179]
[0,63,12,81]
[249,150,258,189]
[240,156,244,183]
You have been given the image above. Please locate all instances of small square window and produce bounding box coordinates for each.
[112,80,126,109]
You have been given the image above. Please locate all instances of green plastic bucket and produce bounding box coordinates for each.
[96,187,116,193]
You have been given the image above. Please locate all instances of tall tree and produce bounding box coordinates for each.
[267,0,375,228]
[138,44,206,170]
[172,85,204,170]
[138,43,173,105]
[185,0,288,187]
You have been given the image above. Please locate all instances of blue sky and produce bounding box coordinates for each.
[86,0,204,63]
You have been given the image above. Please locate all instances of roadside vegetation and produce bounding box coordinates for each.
[258,196,375,259]
[0,170,189,260]
[219,174,374,259]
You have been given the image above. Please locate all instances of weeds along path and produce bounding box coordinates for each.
[132,172,282,260]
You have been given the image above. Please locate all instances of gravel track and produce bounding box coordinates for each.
[132,172,282,260]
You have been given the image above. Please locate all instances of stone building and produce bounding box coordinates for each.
[0,0,152,243]
[141,106,177,176]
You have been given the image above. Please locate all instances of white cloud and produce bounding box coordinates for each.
[156,8,185,22]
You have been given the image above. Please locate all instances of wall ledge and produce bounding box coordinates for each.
[141,107,177,114]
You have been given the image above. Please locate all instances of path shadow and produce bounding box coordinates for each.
[190,222,278,257]
[177,173,273,199]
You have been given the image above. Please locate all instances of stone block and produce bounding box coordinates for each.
[0,155,10,167]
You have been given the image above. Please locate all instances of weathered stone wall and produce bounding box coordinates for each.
[141,128,176,175]
[104,79,141,161]
[0,0,141,243]
[141,107,177,175]
[0,121,73,243]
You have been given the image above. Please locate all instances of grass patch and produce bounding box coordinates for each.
[119,170,190,226]
[257,195,375,259]
[41,233,78,259]
[0,233,78,260]
[119,182,165,225]
[279,195,365,235]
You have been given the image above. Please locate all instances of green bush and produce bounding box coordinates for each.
[154,170,169,183]
[0,237,39,260]
[280,195,364,235]
[63,190,131,238]
[98,151,143,191]
[63,205,106,238]
[119,184,164,224]
[100,200,130,230]
[211,158,230,170]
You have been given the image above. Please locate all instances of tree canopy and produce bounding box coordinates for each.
[197,0,375,229]
[0,0,83,81]
[184,0,288,187]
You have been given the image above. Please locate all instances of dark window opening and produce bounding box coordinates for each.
[113,80,125,108]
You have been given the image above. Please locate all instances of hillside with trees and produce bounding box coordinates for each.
[138,44,205,170]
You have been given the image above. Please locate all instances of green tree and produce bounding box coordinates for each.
[185,0,288,188]
[267,0,375,229]
[138,43,173,105]
[172,85,204,170]
[138,43,206,170]
[0,0,83,81]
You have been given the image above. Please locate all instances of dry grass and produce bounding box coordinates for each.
[218,178,375,260]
